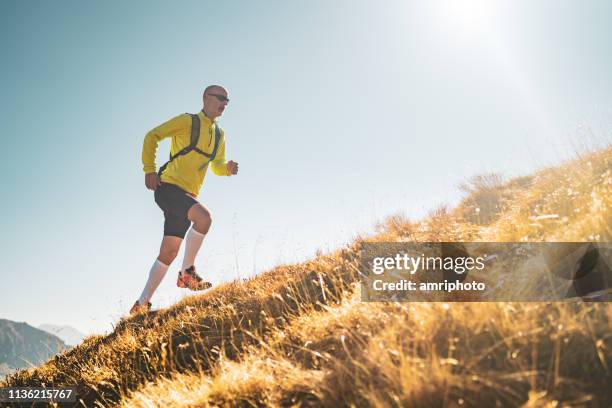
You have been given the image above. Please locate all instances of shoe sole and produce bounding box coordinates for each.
[130,302,152,315]
[177,277,212,290]
[130,307,150,315]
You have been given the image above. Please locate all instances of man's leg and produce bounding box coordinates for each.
[138,236,182,305]
[180,203,213,272]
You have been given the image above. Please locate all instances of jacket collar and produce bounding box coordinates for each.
[199,109,215,126]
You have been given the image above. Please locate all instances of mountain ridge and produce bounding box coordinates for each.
[38,324,85,346]
[0,318,67,378]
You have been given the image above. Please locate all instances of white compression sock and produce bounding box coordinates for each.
[138,259,170,305]
[181,227,206,271]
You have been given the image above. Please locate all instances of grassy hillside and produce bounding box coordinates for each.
[3,147,611,407]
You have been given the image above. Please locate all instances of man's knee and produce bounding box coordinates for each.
[158,246,179,263]
[189,205,212,231]
[194,214,212,234]
[198,210,212,225]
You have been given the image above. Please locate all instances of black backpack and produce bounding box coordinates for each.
[157,113,221,176]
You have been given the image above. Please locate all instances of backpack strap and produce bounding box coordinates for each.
[189,113,201,148]
[196,124,222,170]
[157,114,200,176]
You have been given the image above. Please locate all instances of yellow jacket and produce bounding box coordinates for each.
[142,110,230,196]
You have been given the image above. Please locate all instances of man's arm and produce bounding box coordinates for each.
[142,114,189,189]
[210,137,239,176]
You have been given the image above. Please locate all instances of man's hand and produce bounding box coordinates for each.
[145,172,161,190]
[227,160,239,175]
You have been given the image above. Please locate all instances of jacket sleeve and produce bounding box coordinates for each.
[142,114,189,173]
[210,130,230,176]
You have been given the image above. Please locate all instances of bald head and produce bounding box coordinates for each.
[203,85,227,99]
[202,85,229,120]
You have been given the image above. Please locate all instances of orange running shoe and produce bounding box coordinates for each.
[130,300,152,315]
[177,266,212,291]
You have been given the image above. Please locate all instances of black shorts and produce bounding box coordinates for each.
[154,182,198,238]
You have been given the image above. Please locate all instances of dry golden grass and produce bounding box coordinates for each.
[2,146,610,407]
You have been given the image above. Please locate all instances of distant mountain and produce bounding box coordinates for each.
[38,324,85,346]
[0,319,67,375]
[0,362,14,378]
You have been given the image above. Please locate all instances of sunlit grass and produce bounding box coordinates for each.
[2,146,610,407]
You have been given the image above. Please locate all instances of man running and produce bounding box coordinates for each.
[131,85,238,314]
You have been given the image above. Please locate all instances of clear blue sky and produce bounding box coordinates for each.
[1,0,611,336]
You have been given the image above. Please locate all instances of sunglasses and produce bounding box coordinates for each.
[207,93,230,103]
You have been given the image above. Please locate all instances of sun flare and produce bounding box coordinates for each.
[435,0,497,34]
